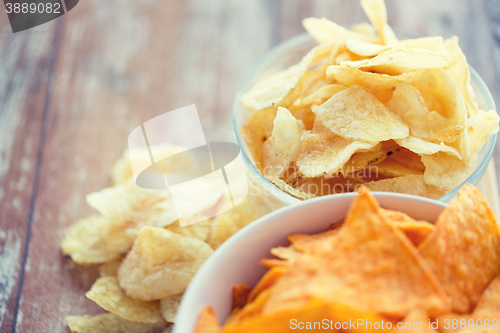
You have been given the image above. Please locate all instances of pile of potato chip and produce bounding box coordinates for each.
[195,184,500,333]
[240,0,499,199]
[61,144,272,332]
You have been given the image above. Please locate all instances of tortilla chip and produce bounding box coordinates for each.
[263,190,450,318]
[418,184,500,313]
[193,307,221,333]
[248,267,287,303]
[232,284,253,311]
[395,309,436,332]
[381,209,435,246]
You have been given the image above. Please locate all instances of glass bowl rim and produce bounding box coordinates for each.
[232,32,497,203]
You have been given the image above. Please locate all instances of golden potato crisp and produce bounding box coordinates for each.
[418,184,500,313]
[207,193,272,249]
[302,17,378,44]
[444,36,478,118]
[100,258,123,277]
[65,313,165,333]
[313,85,409,143]
[263,190,450,318]
[240,49,314,112]
[343,48,449,75]
[399,36,447,54]
[86,179,177,228]
[385,82,456,141]
[300,84,346,106]
[86,277,164,324]
[395,136,461,158]
[421,153,469,192]
[118,227,213,301]
[345,38,399,57]
[266,177,315,200]
[263,107,302,178]
[359,0,398,44]
[160,294,182,323]
[364,175,427,197]
[61,215,135,264]
[296,123,376,177]
[468,109,499,155]
[193,307,221,333]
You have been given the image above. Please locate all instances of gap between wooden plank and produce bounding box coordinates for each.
[9,19,65,333]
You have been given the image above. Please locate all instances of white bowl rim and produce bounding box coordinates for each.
[174,191,448,333]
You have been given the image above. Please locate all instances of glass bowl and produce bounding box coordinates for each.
[232,33,497,205]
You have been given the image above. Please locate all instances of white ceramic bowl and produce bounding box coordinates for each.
[232,33,497,206]
[173,192,447,333]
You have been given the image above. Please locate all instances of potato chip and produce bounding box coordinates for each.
[65,313,165,333]
[241,108,277,172]
[395,136,461,158]
[266,177,315,200]
[207,193,272,249]
[364,175,427,197]
[100,258,123,277]
[313,85,408,143]
[468,109,499,156]
[165,219,211,242]
[418,184,500,313]
[160,294,182,323]
[374,148,425,178]
[350,22,378,38]
[385,81,459,141]
[263,107,302,178]
[290,108,315,131]
[421,153,469,192]
[345,37,400,57]
[444,36,478,118]
[398,69,467,136]
[296,121,377,177]
[300,84,347,106]
[232,285,253,311]
[86,179,177,227]
[360,0,398,44]
[264,190,450,318]
[240,49,315,112]
[193,307,221,333]
[342,48,449,75]
[381,209,434,246]
[118,227,213,301]
[61,215,135,264]
[302,17,379,44]
[342,141,400,174]
[86,277,164,324]
[399,36,448,55]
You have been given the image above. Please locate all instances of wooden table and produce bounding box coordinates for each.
[0,1,499,332]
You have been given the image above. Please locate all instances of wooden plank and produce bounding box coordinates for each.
[14,0,276,332]
[0,8,61,333]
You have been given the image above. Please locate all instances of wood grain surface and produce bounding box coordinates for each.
[0,1,499,332]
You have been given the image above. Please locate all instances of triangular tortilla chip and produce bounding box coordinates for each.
[194,307,221,333]
[418,184,500,313]
[263,190,450,318]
